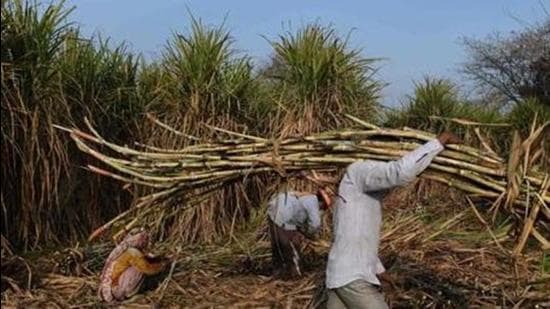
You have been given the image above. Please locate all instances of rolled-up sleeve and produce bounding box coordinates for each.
[354,139,444,192]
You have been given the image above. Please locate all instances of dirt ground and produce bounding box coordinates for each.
[2,185,549,308]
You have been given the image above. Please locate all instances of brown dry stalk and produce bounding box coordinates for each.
[466,197,507,253]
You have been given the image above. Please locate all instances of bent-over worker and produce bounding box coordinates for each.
[98,228,169,303]
[326,132,461,308]
[267,188,332,278]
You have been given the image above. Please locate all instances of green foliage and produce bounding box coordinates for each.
[507,98,550,135]
[267,23,382,127]
[385,78,458,130]
[1,0,141,248]
[2,0,78,247]
[543,252,550,274]
[56,33,143,138]
[385,77,504,132]
[1,0,72,100]
[135,62,168,109]
[507,98,550,163]
[161,17,256,119]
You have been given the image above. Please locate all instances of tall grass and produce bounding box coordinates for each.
[160,17,257,120]
[57,31,143,138]
[54,33,145,235]
[1,0,142,248]
[385,78,501,128]
[507,98,550,168]
[384,77,508,150]
[507,98,550,135]
[135,17,264,244]
[266,24,382,136]
[2,0,76,248]
[384,77,550,160]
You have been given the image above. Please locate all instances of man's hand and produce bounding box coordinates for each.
[437,131,462,146]
[318,187,332,209]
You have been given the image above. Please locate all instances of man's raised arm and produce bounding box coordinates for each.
[355,131,460,192]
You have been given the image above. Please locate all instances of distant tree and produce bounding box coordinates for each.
[462,20,550,106]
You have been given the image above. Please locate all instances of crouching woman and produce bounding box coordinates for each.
[98,228,169,303]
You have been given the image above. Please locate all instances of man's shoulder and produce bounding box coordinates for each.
[268,192,300,215]
[299,195,319,210]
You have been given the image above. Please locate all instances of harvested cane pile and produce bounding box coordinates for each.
[59,115,549,253]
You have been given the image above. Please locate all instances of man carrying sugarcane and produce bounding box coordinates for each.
[326,132,461,309]
[267,187,332,278]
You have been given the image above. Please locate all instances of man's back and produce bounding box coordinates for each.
[267,192,320,232]
[326,139,444,289]
[327,161,386,288]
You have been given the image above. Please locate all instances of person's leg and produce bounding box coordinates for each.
[268,219,284,274]
[334,280,388,309]
[326,289,347,309]
[111,267,144,301]
[272,225,302,278]
[285,230,303,277]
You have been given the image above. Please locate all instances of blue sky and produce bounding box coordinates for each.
[66,0,546,106]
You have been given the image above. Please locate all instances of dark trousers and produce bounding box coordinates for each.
[268,219,302,277]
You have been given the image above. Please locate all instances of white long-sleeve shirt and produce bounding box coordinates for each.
[326,139,444,289]
[267,192,322,235]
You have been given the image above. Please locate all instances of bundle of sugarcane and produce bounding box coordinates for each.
[57,115,549,253]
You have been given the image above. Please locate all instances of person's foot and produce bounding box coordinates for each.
[288,267,302,279]
[272,268,284,279]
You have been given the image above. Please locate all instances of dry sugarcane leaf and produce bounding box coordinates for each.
[512,196,541,256]
[146,113,200,141]
[474,127,499,158]
[428,116,511,127]
[505,132,523,209]
[521,121,549,171]
[530,228,550,250]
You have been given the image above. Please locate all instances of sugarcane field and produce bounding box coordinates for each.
[1,1,549,308]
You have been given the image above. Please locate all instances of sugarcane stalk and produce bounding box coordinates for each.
[57,117,549,250]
